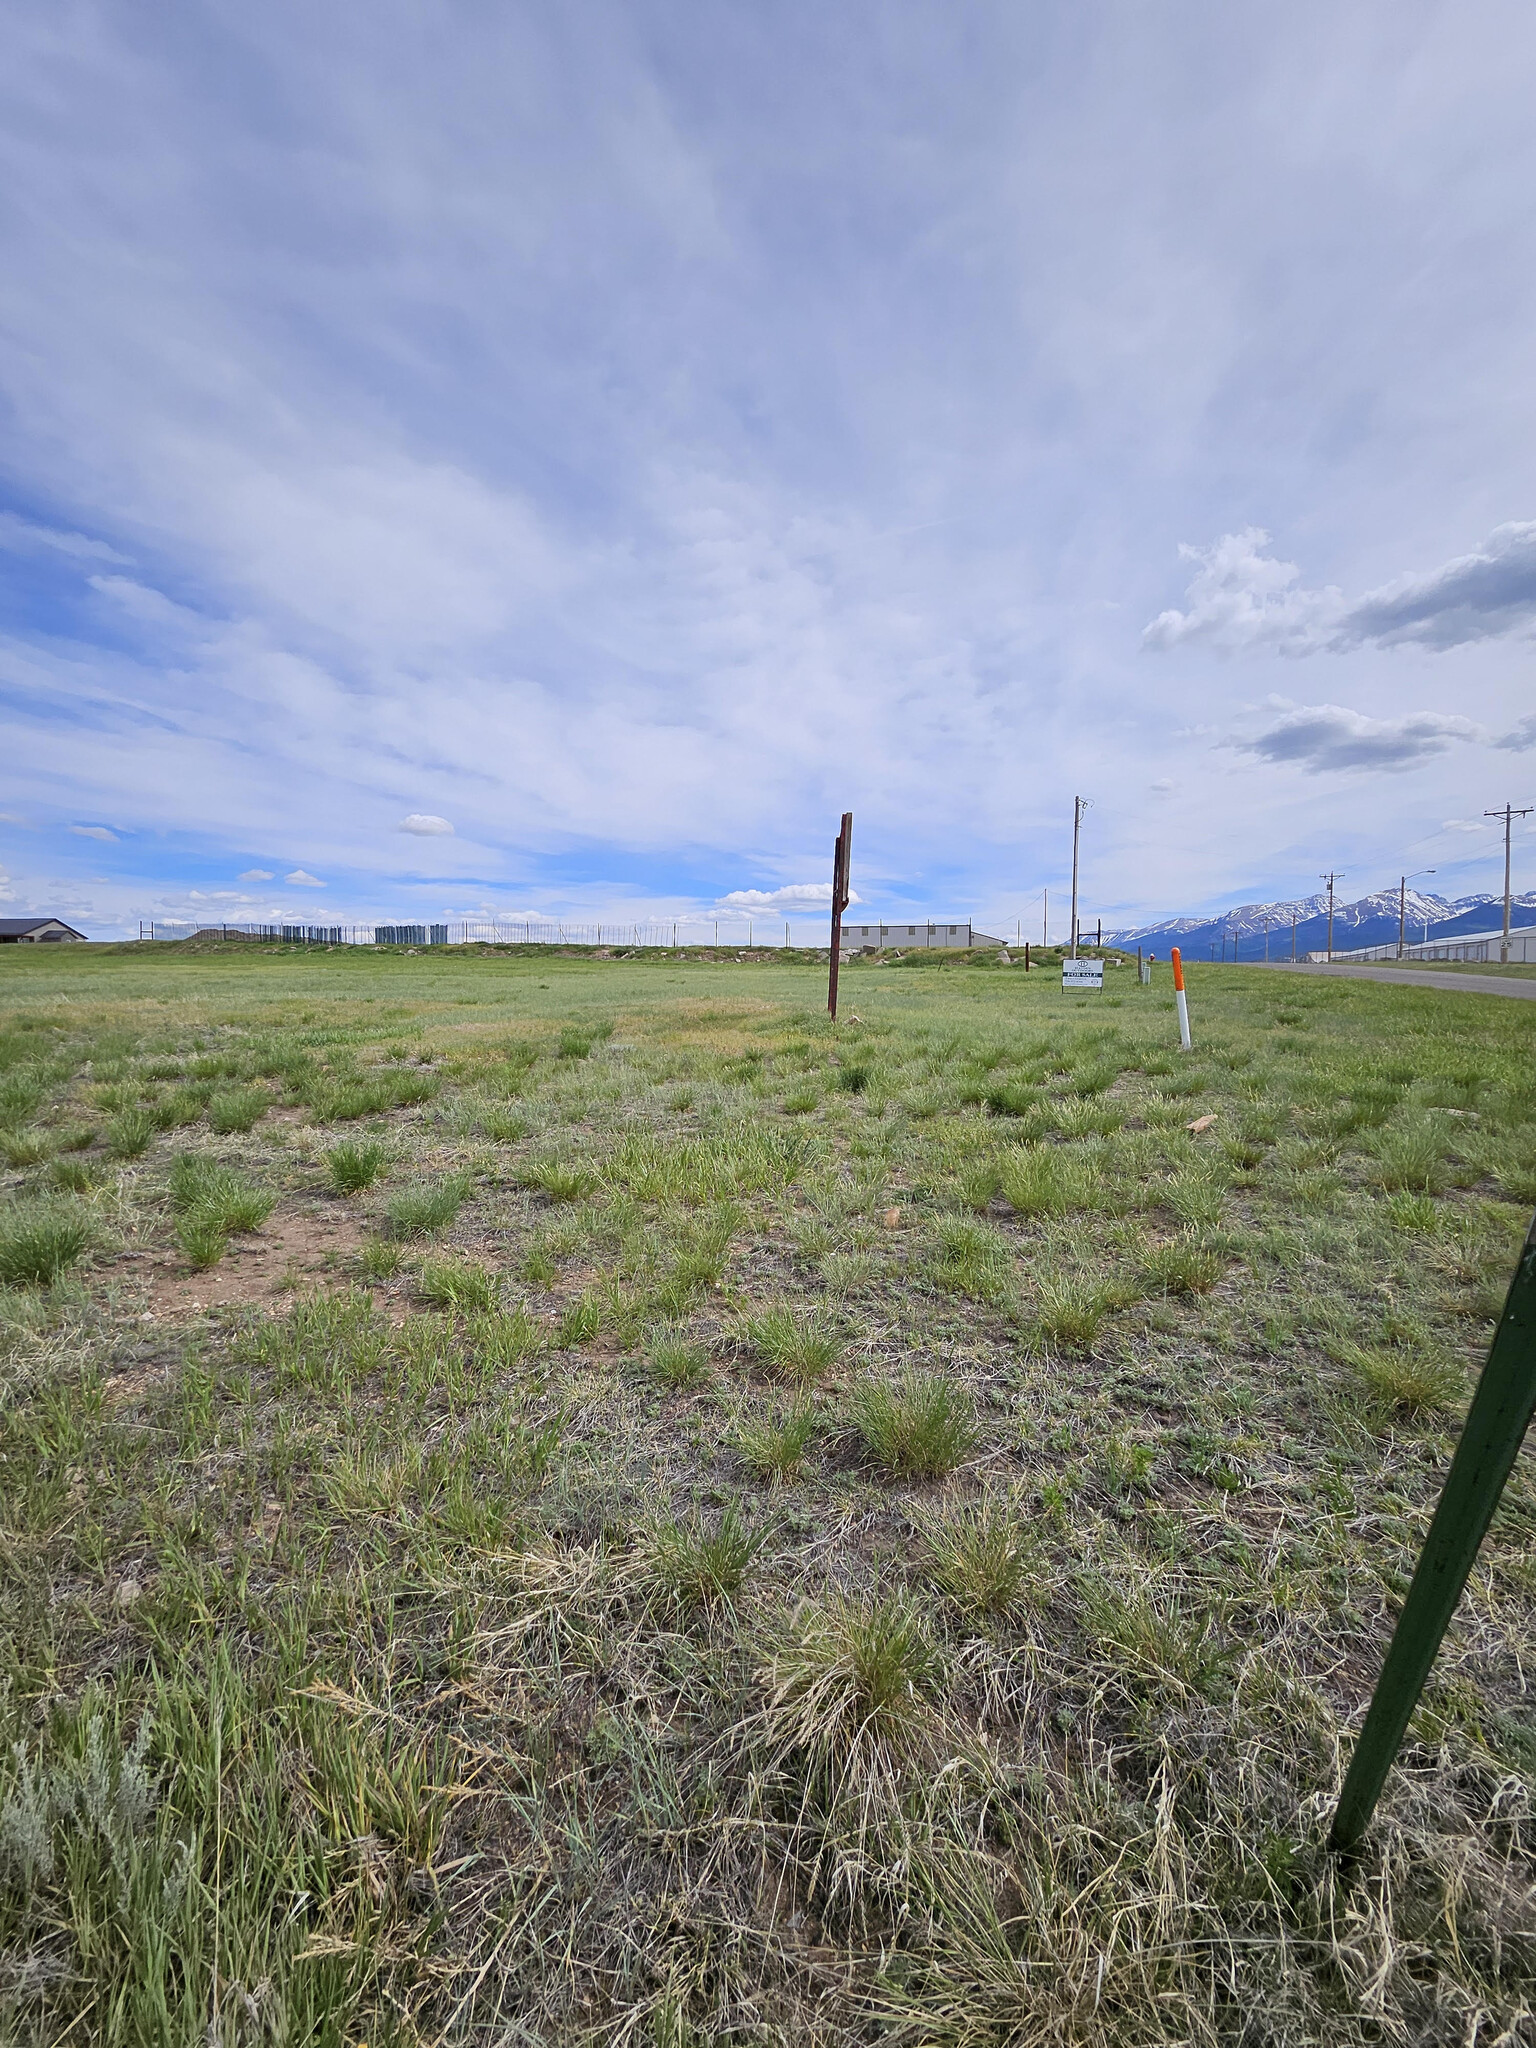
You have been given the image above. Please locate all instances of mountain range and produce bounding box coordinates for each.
[1102,889,1536,960]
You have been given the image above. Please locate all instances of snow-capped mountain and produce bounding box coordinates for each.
[1104,889,1536,958]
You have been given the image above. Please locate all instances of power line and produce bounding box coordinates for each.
[1485,803,1534,963]
[1320,871,1343,962]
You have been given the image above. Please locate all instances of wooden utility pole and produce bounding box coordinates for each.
[827,812,853,1019]
[1042,887,1048,948]
[1069,798,1090,960]
[1485,805,1533,964]
[1321,872,1342,962]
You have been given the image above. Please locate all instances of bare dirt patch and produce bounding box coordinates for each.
[132,1199,368,1318]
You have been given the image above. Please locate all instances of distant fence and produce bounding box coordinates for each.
[137,919,822,948]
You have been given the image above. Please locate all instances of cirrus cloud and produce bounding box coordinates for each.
[70,824,118,841]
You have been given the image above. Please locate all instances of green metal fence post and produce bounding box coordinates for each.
[1329,1208,1536,1855]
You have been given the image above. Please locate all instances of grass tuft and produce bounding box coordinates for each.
[327,1140,387,1192]
[106,1108,155,1158]
[650,1505,766,1611]
[930,1215,1014,1305]
[1140,1235,1224,1296]
[851,1371,977,1479]
[207,1087,269,1134]
[415,1258,501,1313]
[1370,1117,1452,1193]
[176,1212,229,1268]
[741,1303,842,1382]
[1343,1342,1464,1417]
[735,1399,818,1482]
[518,1157,600,1203]
[0,1128,52,1167]
[168,1154,274,1234]
[763,1592,938,1776]
[998,1145,1101,1218]
[647,1328,710,1388]
[919,1493,1035,1620]
[384,1173,471,1238]
[1033,1273,1125,1353]
[0,1201,93,1286]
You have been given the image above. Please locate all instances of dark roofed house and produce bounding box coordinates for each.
[0,917,87,944]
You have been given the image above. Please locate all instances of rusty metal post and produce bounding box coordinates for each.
[828,812,852,1019]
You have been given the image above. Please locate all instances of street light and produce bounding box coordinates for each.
[1397,868,1436,960]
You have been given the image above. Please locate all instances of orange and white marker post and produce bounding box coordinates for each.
[1171,946,1192,1049]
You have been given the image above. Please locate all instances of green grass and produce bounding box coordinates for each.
[649,1505,766,1611]
[326,1138,387,1192]
[1141,1233,1225,1296]
[0,1199,93,1285]
[733,1398,819,1481]
[919,1491,1037,1620]
[414,1256,501,1313]
[2,943,1535,2043]
[207,1086,269,1134]
[851,1370,978,1478]
[740,1302,842,1381]
[105,1106,155,1157]
[646,1327,710,1388]
[383,1172,471,1237]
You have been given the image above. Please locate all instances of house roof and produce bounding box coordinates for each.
[0,917,87,938]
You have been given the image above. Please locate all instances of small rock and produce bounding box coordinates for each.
[116,1578,142,1610]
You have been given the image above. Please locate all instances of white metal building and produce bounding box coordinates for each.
[840,921,1005,950]
[1313,923,1536,965]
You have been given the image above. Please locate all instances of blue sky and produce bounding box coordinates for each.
[2,0,1534,939]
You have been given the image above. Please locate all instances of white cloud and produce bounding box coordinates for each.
[398,814,454,835]
[0,867,14,902]
[238,868,274,880]
[284,868,325,887]
[1143,530,1343,655]
[70,824,118,841]
[1441,819,1487,832]
[716,883,862,911]
[1495,712,1536,753]
[1233,704,1481,772]
[1146,522,1536,655]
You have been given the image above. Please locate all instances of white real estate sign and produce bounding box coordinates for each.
[1062,958,1105,990]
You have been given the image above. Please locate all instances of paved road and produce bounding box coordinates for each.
[1256,961,1536,1002]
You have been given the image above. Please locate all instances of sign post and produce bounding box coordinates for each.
[1171,946,1191,1049]
[827,812,853,1020]
[1062,957,1104,991]
[1331,1211,1536,1855]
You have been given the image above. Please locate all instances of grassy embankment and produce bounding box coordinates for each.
[2,943,1535,2043]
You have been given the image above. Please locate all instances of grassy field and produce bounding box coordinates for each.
[2,942,1535,2045]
